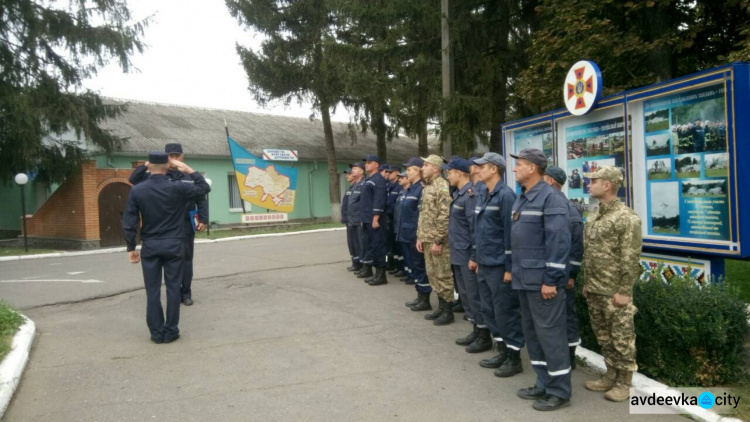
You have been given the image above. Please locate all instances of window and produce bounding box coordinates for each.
[228,173,243,211]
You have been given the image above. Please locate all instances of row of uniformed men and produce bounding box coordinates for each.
[340,149,642,412]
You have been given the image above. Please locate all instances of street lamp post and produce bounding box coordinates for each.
[14,173,29,252]
[205,178,212,236]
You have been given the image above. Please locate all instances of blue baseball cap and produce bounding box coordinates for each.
[363,154,381,163]
[441,158,471,173]
[379,164,389,171]
[349,162,365,170]
[472,152,506,169]
[510,148,547,169]
[388,165,401,172]
[545,165,567,185]
[403,157,424,168]
[398,170,408,177]
[164,143,183,154]
[148,151,169,164]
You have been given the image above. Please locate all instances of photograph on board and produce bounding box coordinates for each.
[674,154,701,179]
[647,158,672,180]
[645,109,670,133]
[671,99,727,154]
[646,133,671,157]
[650,182,680,235]
[681,178,727,197]
[704,152,728,178]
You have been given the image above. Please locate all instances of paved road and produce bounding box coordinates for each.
[0,231,682,421]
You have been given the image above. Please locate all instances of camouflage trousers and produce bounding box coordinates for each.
[587,292,638,372]
[422,242,454,303]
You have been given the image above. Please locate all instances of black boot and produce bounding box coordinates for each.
[355,265,373,278]
[433,300,455,326]
[404,279,415,285]
[456,325,479,346]
[347,262,362,272]
[452,299,464,313]
[405,294,421,307]
[569,346,577,370]
[424,298,445,320]
[465,328,493,353]
[480,341,508,368]
[392,270,407,278]
[410,293,432,311]
[367,267,387,286]
[494,349,523,377]
[386,256,397,272]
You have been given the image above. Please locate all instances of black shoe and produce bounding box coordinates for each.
[405,295,421,307]
[151,337,163,344]
[392,270,407,277]
[347,264,362,272]
[388,269,400,275]
[404,278,415,285]
[452,300,464,313]
[367,268,387,286]
[356,265,373,279]
[456,325,479,346]
[410,293,432,312]
[569,346,577,370]
[480,341,508,368]
[182,298,193,306]
[386,257,397,272]
[399,275,410,282]
[494,349,523,377]
[532,395,570,412]
[163,334,180,344]
[424,298,445,320]
[517,386,546,400]
[466,328,493,353]
[463,314,469,321]
[433,300,454,326]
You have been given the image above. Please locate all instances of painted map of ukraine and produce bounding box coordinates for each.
[244,165,291,206]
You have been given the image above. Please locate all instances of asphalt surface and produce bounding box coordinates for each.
[0,231,683,421]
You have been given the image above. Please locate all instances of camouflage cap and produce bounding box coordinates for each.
[420,154,447,168]
[584,166,624,184]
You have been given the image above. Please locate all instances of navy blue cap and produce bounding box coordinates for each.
[349,162,365,170]
[164,143,183,154]
[403,157,424,168]
[545,165,567,185]
[510,148,547,169]
[363,154,381,163]
[379,164,389,171]
[472,152,506,168]
[149,151,169,164]
[442,158,472,173]
[387,165,401,172]
[398,170,407,177]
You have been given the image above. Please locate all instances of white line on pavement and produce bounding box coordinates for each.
[0,279,104,284]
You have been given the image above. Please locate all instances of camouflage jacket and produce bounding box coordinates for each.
[417,175,450,244]
[583,199,643,296]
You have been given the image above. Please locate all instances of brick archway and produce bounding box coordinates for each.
[98,182,131,247]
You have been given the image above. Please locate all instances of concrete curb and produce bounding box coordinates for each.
[0,315,35,419]
[0,227,346,262]
[577,347,742,421]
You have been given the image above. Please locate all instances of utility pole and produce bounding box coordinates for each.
[441,0,454,158]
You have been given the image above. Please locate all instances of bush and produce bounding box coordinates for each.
[575,265,749,387]
[0,302,24,362]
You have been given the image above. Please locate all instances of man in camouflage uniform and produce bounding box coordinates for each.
[582,166,642,403]
[417,154,454,326]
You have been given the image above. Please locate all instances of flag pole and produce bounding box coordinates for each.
[225,119,247,214]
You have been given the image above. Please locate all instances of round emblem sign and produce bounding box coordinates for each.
[563,60,602,116]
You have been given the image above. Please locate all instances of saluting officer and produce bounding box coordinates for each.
[342,168,360,272]
[360,155,389,286]
[123,152,211,344]
[470,152,524,376]
[510,148,572,412]
[400,158,432,311]
[348,163,366,274]
[444,158,491,352]
[129,143,207,306]
[543,165,584,368]
[582,166,642,403]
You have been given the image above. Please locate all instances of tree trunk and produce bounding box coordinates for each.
[376,109,387,162]
[418,116,429,156]
[320,99,341,222]
[489,0,510,154]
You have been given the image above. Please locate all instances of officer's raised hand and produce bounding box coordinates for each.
[170,159,195,174]
[129,250,140,264]
[541,284,557,300]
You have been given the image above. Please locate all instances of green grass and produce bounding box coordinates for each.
[706,168,728,178]
[653,227,680,234]
[0,303,24,363]
[0,247,58,257]
[646,121,669,132]
[676,171,700,179]
[647,173,671,180]
[200,222,343,240]
[725,259,750,303]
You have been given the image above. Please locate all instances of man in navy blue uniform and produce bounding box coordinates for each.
[341,168,360,271]
[348,163,367,275]
[393,170,412,283]
[385,165,405,275]
[123,152,211,344]
[444,157,492,353]
[469,152,524,377]
[129,143,207,306]
[400,158,432,311]
[510,148,572,411]
[360,155,389,286]
[544,165,584,368]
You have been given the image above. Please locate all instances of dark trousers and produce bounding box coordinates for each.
[567,282,580,346]
[477,264,524,349]
[140,239,184,341]
[519,288,572,400]
[404,241,430,294]
[453,263,483,325]
[399,241,413,279]
[346,225,360,265]
[180,230,195,300]
[365,222,387,268]
[357,224,371,265]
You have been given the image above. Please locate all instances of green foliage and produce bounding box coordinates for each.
[577,265,749,386]
[0,301,24,362]
[0,0,147,184]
